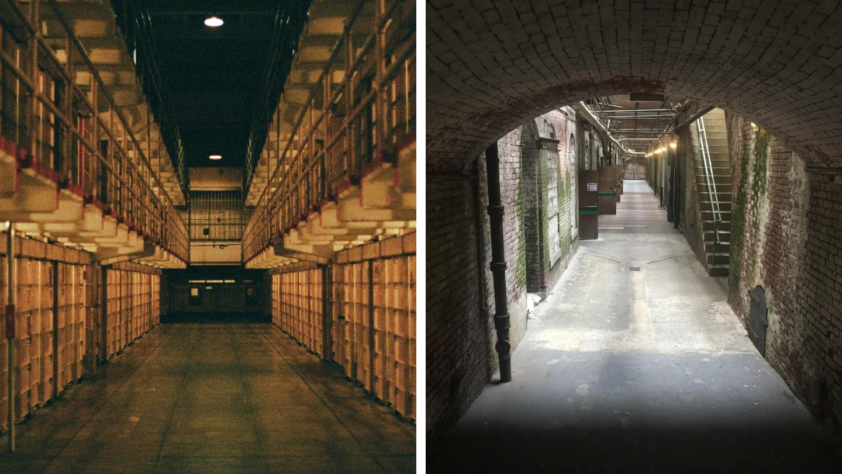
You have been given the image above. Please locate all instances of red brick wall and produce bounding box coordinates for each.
[726,114,842,438]
[426,177,492,443]
[427,109,588,444]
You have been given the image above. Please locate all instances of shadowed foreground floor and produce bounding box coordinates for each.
[429,181,842,473]
[0,324,415,473]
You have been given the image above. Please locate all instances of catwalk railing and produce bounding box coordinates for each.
[0,0,188,261]
[111,0,188,192]
[242,0,311,187]
[243,0,415,262]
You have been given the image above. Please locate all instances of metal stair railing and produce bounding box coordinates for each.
[696,116,723,264]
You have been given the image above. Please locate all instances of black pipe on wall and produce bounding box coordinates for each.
[485,144,512,383]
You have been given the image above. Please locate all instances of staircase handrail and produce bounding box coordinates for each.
[696,116,722,258]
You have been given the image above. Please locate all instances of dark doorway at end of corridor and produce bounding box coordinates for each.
[163,266,268,323]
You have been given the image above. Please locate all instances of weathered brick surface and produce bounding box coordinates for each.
[523,123,546,293]
[493,126,530,350]
[678,122,709,266]
[537,108,581,295]
[428,108,590,444]
[428,0,842,172]
[426,178,491,443]
[726,113,842,439]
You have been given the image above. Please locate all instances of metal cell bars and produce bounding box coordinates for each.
[331,255,415,419]
[374,255,414,419]
[242,0,416,263]
[271,273,281,328]
[84,263,97,369]
[0,257,87,430]
[150,274,160,327]
[338,262,369,385]
[0,0,188,260]
[0,258,53,423]
[189,191,245,242]
[105,269,122,358]
[105,268,157,358]
[55,262,84,392]
[275,269,324,357]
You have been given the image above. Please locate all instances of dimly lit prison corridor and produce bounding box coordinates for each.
[0,324,414,473]
[0,0,416,472]
[428,0,842,470]
[430,180,841,472]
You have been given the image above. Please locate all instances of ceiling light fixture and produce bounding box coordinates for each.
[209,154,222,160]
[204,15,224,27]
[670,142,677,149]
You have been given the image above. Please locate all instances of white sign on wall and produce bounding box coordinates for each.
[587,183,597,192]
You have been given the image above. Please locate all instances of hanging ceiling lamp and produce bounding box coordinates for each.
[204,15,224,27]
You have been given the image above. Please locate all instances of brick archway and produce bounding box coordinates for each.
[427,0,842,170]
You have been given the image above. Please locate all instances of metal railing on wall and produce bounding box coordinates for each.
[242,0,416,263]
[243,0,311,190]
[111,0,188,194]
[0,0,189,261]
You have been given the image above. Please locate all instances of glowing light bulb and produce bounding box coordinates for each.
[204,16,224,27]
[209,154,222,160]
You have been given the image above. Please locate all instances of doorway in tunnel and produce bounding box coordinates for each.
[163,266,266,323]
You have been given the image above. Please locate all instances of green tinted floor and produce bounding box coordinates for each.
[0,324,415,473]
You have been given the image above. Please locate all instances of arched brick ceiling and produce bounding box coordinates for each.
[427,0,842,170]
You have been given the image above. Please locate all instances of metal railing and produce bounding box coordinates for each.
[243,0,311,191]
[0,0,189,261]
[242,0,415,263]
[189,190,245,242]
[696,117,722,259]
[111,0,188,194]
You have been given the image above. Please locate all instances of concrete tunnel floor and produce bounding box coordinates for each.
[430,180,842,473]
[0,324,415,474]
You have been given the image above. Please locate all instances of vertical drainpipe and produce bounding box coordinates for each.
[6,223,16,451]
[484,145,512,383]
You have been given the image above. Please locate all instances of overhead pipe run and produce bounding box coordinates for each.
[592,109,675,113]
[592,116,675,120]
[572,102,644,156]
[485,144,512,383]
[668,104,716,134]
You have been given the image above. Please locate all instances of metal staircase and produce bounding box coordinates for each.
[694,108,732,277]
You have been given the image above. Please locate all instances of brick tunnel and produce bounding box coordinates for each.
[427,1,842,472]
